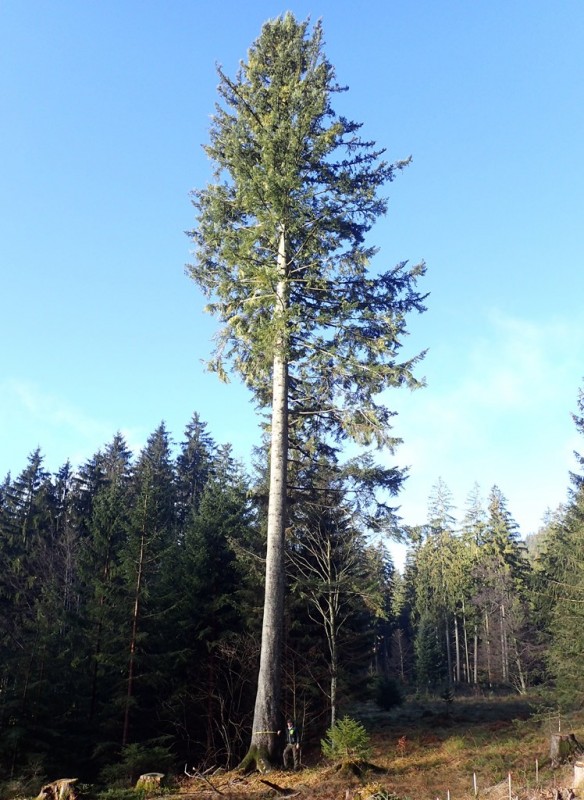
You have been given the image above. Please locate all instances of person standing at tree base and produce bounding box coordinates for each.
[282,719,300,770]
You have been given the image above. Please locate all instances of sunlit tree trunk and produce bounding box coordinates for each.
[500,602,509,683]
[122,504,146,747]
[513,636,527,693]
[462,600,471,684]
[248,230,288,765]
[473,623,479,685]
[445,619,453,684]
[484,611,493,686]
[454,616,461,683]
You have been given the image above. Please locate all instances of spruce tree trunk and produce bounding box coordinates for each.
[445,619,453,684]
[462,600,471,684]
[512,636,527,693]
[454,616,461,683]
[473,623,478,685]
[395,629,406,682]
[484,611,493,686]
[90,546,113,721]
[245,230,289,769]
[500,603,508,682]
[123,510,146,747]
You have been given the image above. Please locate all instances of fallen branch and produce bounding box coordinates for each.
[184,764,225,795]
[259,778,300,796]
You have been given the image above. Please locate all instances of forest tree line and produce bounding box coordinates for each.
[1,386,584,782]
[3,13,583,787]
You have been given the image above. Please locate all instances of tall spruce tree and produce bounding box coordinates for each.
[0,450,59,776]
[121,423,177,747]
[187,13,426,765]
[178,451,253,763]
[176,412,216,525]
[471,486,529,688]
[75,434,133,749]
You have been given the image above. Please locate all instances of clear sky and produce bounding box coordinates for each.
[1,1,583,548]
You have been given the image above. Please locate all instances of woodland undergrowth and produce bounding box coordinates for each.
[12,694,584,800]
[126,695,584,800]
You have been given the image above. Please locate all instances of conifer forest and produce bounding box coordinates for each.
[2,396,584,784]
[1,12,583,791]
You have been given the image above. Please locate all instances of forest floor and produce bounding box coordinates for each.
[171,694,584,800]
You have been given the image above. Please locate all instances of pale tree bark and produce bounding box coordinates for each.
[286,507,363,730]
[445,619,453,684]
[330,642,338,728]
[473,623,479,685]
[393,629,406,682]
[122,505,146,747]
[461,600,471,684]
[454,616,461,683]
[327,552,340,729]
[500,603,509,683]
[246,229,289,767]
[513,636,527,693]
[484,610,493,686]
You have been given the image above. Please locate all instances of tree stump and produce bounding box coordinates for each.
[35,778,78,800]
[574,760,584,788]
[135,772,165,791]
[550,734,583,766]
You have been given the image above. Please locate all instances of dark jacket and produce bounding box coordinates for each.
[285,723,299,745]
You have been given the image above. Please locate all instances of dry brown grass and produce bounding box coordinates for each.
[171,696,584,800]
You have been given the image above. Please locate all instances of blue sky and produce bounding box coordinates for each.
[1,1,583,547]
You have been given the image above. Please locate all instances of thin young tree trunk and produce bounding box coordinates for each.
[122,509,147,747]
[462,599,471,684]
[395,629,406,682]
[247,229,289,766]
[454,615,461,683]
[89,603,104,721]
[90,544,113,720]
[513,637,527,693]
[445,618,453,684]
[500,603,509,683]
[330,624,338,729]
[324,537,338,728]
[485,610,493,686]
[473,623,478,685]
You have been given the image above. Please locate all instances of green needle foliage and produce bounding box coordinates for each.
[321,715,372,765]
[187,12,426,765]
[187,12,427,443]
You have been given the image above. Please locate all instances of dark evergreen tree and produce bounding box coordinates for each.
[539,384,584,706]
[0,450,58,777]
[119,423,177,748]
[414,611,447,691]
[167,448,258,767]
[410,479,458,688]
[385,568,414,686]
[73,434,133,767]
[175,412,216,525]
[471,486,530,690]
